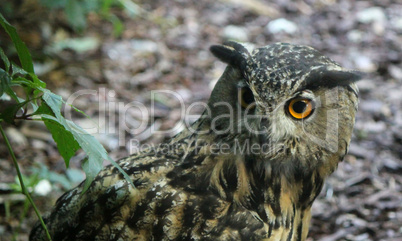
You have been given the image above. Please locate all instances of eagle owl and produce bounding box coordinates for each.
[30,41,361,241]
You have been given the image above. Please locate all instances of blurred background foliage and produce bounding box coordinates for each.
[0,0,130,61]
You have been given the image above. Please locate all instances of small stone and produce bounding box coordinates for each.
[31,139,48,150]
[359,100,384,114]
[105,39,158,62]
[157,59,173,73]
[336,214,368,228]
[130,40,158,53]
[96,133,119,150]
[383,158,402,172]
[50,37,100,54]
[34,180,52,196]
[5,127,28,147]
[357,7,386,24]
[56,88,72,100]
[356,79,375,92]
[353,55,376,72]
[353,233,371,241]
[33,60,57,76]
[359,121,387,133]
[347,30,364,43]
[388,65,402,82]
[223,25,249,42]
[266,18,298,34]
[393,18,402,30]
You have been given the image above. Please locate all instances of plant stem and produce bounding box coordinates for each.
[0,124,52,241]
[14,116,33,120]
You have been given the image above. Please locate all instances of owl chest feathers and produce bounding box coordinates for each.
[157,125,328,240]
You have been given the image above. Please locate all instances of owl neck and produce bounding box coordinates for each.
[170,116,330,213]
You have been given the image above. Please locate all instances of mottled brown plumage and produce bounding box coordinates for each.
[30,42,361,241]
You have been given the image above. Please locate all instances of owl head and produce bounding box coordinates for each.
[207,41,362,177]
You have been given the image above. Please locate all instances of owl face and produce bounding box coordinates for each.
[249,44,359,150]
[210,41,361,163]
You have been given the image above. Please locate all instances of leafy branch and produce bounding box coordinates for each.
[0,12,133,240]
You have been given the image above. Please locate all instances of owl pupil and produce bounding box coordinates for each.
[242,88,255,105]
[293,101,307,113]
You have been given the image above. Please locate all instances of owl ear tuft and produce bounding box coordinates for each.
[210,41,251,70]
[302,68,365,91]
[323,69,364,84]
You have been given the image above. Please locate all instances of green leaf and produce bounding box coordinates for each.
[0,64,23,103]
[43,115,81,168]
[47,170,72,189]
[3,88,20,103]
[0,99,30,124]
[41,89,63,112]
[40,89,134,192]
[29,73,46,88]
[65,168,85,184]
[10,73,45,91]
[0,13,34,73]
[0,47,10,72]
[65,0,87,30]
[101,0,114,14]
[0,68,11,97]
[11,64,28,77]
[81,156,102,190]
[12,77,40,90]
[39,0,68,9]
[35,97,80,167]
[10,174,40,192]
[68,120,106,191]
[32,163,75,190]
[110,15,124,37]
[84,0,101,11]
[40,90,104,190]
[32,102,52,116]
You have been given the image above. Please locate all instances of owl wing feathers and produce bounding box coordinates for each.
[30,146,276,241]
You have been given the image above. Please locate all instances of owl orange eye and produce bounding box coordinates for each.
[287,98,314,119]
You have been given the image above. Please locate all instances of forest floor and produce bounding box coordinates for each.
[0,0,401,240]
